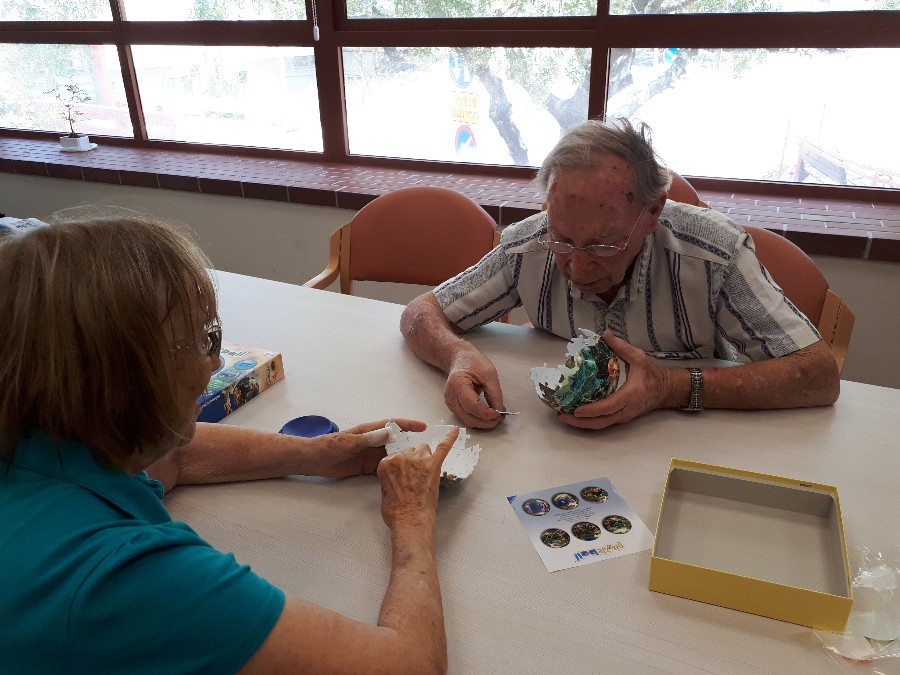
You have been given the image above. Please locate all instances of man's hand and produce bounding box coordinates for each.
[401,292,506,430]
[445,351,504,429]
[377,427,459,529]
[557,330,840,431]
[307,418,428,479]
[557,330,673,430]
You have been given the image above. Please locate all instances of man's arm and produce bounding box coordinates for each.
[561,332,840,430]
[401,292,505,429]
[237,429,458,675]
[146,418,427,492]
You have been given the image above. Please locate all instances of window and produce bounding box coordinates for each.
[343,46,590,165]
[611,47,900,186]
[1,0,898,193]
[131,46,322,151]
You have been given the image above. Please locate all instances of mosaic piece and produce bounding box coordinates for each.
[530,329,626,414]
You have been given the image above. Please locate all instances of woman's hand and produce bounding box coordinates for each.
[377,426,459,529]
[308,418,427,479]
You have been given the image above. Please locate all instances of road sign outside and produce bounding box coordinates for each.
[448,53,474,89]
[452,92,478,124]
[455,124,476,160]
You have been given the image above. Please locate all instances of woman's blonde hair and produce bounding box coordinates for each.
[0,217,218,468]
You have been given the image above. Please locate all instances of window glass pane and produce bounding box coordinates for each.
[344,47,590,167]
[609,48,899,187]
[610,0,894,14]
[1,0,111,20]
[122,0,305,21]
[0,44,131,137]
[132,46,322,151]
[347,0,595,19]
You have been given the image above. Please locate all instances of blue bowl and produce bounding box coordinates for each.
[279,415,340,438]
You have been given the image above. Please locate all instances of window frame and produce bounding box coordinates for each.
[2,1,899,197]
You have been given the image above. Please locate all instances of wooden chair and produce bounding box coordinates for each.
[303,185,501,295]
[743,225,855,373]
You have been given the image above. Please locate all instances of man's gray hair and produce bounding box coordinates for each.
[535,117,672,205]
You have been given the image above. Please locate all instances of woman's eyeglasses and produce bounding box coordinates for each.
[538,206,646,258]
[172,324,222,359]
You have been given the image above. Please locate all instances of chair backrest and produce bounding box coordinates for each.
[744,225,854,372]
[668,171,708,208]
[341,186,499,293]
[743,225,828,324]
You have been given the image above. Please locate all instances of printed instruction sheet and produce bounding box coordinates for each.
[508,477,654,572]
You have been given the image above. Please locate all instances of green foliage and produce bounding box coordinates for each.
[612,0,776,14]
[45,80,92,136]
[0,43,95,133]
[189,0,305,21]
[191,0,229,20]
[348,0,594,18]
[250,0,306,19]
[729,48,769,76]
[0,0,109,20]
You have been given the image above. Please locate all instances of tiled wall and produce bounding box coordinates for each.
[3,137,899,262]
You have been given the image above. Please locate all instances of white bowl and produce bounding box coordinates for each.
[384,422,481,486]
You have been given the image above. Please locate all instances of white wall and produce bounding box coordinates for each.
[2,172,897,389]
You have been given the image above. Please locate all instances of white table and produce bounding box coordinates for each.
[165,270,900,674]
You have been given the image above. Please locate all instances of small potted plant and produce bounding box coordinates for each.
[48,81,96,152]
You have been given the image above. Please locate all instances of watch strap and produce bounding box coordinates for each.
[681,368,704,412]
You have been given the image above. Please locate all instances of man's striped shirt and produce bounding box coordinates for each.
[433,201,821,362]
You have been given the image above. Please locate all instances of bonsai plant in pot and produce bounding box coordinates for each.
[48,81,96,152]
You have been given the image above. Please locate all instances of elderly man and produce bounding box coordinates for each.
[400,118,840,431]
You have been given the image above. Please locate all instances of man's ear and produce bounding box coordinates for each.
[646,193,667,233]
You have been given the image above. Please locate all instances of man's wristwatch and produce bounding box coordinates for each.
[681,368,704,412]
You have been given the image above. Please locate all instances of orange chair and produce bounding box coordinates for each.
[668,171,709,208]
[664,174,852,368]
[744,225,854,373]
[303,185,501,295]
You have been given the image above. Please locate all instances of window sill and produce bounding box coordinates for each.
[2,137,899,262]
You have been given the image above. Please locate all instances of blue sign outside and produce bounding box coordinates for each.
[455,125,476,160]
[448,53,474,89]
[662,48,679,64]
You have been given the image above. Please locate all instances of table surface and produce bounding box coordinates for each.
[165,270,900,674]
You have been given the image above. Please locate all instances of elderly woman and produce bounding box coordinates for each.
[0,217,456,674]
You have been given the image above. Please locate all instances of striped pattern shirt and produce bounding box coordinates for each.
[433,201,821,362]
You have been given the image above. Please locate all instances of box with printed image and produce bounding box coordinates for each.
[197,342,284,423]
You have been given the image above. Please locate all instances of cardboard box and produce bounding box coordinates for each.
[649,459,852,631]
[198,342,284,423]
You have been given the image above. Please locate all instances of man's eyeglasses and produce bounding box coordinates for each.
[538,206,646,258]
[172,324,222,359]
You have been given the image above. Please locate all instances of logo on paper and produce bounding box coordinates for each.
[573,541,624,562]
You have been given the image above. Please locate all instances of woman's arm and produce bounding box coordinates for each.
[236,430,458,675]
[146,418,426,492]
